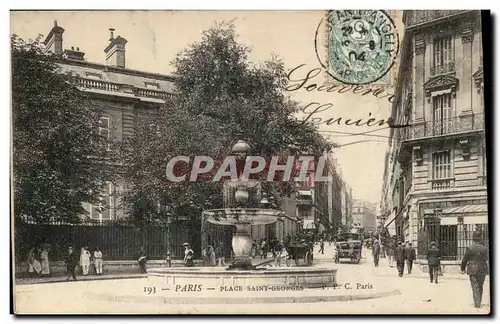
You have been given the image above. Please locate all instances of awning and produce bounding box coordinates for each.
[442,204,488,214]
[298,190,312,196]
[424,204,488,216]
[303,219,315,229]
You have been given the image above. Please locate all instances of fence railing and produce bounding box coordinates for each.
[69,77,172,101]
[14,217,193,262]
[403,114,484,141]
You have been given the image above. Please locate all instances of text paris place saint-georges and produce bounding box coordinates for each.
[285,64,409,129]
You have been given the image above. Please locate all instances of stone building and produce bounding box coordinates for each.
[380,10,487,272]
[351,200,377,231]
[43,21,175,221]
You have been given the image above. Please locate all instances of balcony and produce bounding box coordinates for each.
[431,178,452,190]
[402,114,484,141]
[405,10,470,28]
[69,77,172,101]
[430,62,455,77]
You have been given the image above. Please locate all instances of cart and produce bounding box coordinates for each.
[285,243,313,266]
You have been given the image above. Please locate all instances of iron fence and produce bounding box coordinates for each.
[14,217,193,262]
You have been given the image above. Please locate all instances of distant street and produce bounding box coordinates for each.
[14,243,490,314]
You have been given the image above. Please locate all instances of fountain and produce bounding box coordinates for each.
[79,140,405,307]
[147,140,337,291]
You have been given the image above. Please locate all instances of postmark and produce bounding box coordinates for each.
[315,10,400,85]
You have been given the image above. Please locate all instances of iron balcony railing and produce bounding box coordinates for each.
[430,62,455,76]
[402,114,484,141]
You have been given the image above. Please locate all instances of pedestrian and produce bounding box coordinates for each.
[138,248,147,273]
[65,246,79,281]
[94,246,103,275]
[40,246,50,277]
[405,242,416,274]
[251,241,258,259]
[216,242,226,267]
[183,243,194,267]
[80,246,91,276]
[461,231,489,308]
[372,239,380,267]
[203,244,215,266]
[27,247,42,277]
[395,241,406,277]
[260,239,267,259]
[318,239,325,254]
[427,241,440,284]
[274,241,284,267]
[386,239,395,267]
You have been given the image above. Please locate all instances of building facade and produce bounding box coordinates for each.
[380,11,487,270]
[43,22,176,221]
[351,200,377,231]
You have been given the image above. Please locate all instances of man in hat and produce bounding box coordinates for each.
[461,231,489,308]
[138,247,147,274]
[372,239,381,267]
[405,242,416,274]
[395,241,406,277]
[427,241,441,284]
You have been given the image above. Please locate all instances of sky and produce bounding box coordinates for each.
[10,10,405,208]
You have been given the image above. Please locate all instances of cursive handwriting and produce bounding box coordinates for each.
[300,102,393,127]
[286,64,395,103]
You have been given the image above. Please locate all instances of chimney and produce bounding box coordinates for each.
[64,46,85,61]
[104,28,127,68]
[43,20,65,55]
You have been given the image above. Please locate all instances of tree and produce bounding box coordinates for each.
[122,22,334,225]
[12,35,115,223]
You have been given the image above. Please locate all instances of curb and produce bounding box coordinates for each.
[15,274,147,285]
[84,289,401,305]
[371,272,472,281]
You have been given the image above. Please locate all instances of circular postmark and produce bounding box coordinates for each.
[315,10,399,85]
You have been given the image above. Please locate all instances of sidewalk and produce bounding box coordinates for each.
[371,254,472,281]
[15,272,147,285]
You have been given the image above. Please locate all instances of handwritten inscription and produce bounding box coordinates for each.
[286,64,395,103]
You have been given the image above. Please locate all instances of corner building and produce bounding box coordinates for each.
[381,11,487,273]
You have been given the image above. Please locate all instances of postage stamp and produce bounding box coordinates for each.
[317,10,400,85]
[10,10,490,315]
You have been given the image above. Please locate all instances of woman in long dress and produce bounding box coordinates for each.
[40,247,50,276]
[27,248,41,277]
[80,246,91,276]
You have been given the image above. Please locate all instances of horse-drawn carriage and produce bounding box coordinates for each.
[284,242,313,266]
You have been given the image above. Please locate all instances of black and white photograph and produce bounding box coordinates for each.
[10,9,491,314]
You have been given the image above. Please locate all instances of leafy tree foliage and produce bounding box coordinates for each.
[122,22,334,224]
[12,35,115,223]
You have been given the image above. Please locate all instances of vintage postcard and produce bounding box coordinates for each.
[11,10,490,315]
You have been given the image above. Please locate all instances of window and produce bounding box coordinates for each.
[432,151,451,189]
[432,94,452,135]
[432,36,454,75]
[88,182,115,221]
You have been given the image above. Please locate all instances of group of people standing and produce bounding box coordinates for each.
[27,246,50,277]
[27,245,104,279]
[65,246,104,280]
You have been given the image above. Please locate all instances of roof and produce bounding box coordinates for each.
[58,61,176,93]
